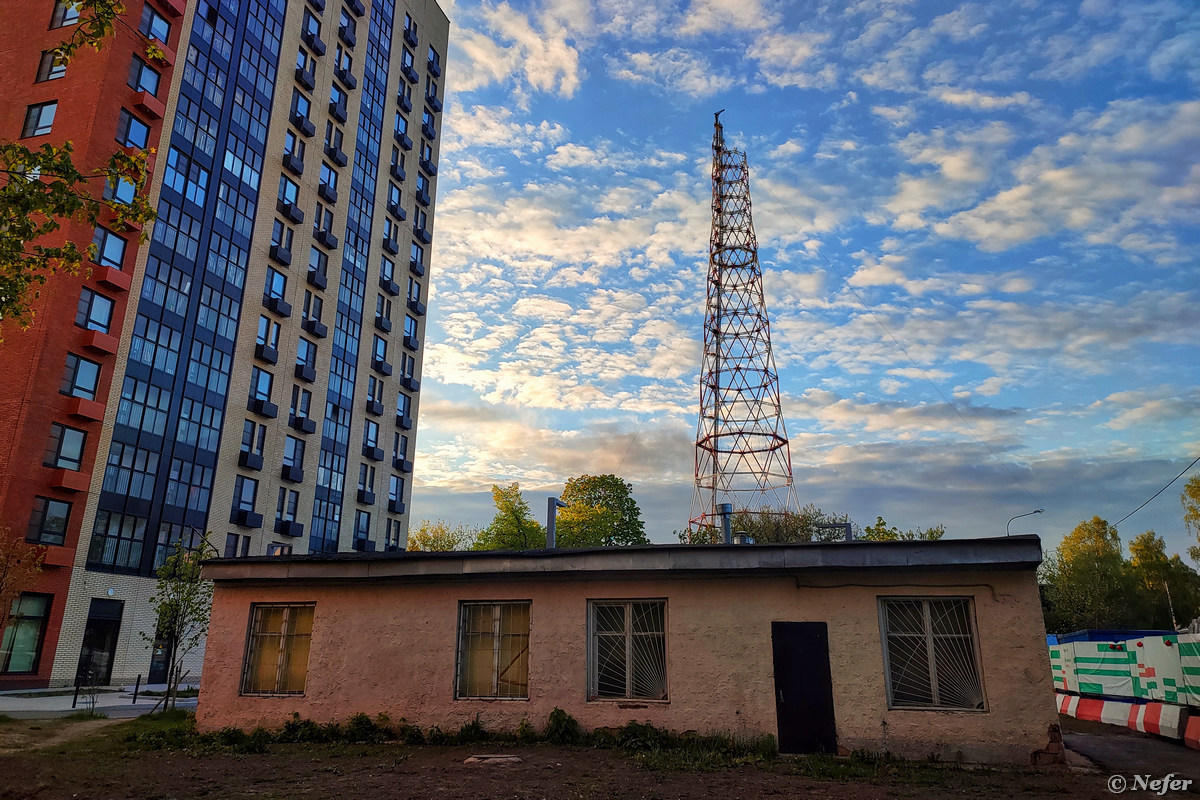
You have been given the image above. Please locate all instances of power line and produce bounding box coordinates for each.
[1113,455,1200,528]
[759,181,1039,505]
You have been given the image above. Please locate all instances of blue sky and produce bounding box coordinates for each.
[409,0,1200,557]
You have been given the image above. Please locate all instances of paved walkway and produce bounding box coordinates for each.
[1064,732,1199,795]
[0,684,198,719]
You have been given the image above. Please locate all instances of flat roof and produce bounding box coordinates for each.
[203,535,1042,585]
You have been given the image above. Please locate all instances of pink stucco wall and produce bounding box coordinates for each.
[197,568,1056,763]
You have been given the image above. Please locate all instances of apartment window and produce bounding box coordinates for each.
[402,47,414,69]
[290,385,312,421]
[410,241,424,266]
[22,103,57,138]
[301,8,320,37]
[102,176,137,204]
[233,475,259,513]
[278,175,300,205]
[400,353,416,379]
[276,488,299,523]
[404,314,419,339]
[363,419,379,449]
[339,9,355,37]
[372,335,387,363]
[456,602,530,699]
[224,533,251,558]
[115,109,150,148]
[383,217,398,243]
[44,423,86,471]
[1,594,51,674]
[314,202,333,233]
[357,463,375,494]
[127,56,160,94]
[241,419,267,457]
[325,122,343,151]
[394,112,408,136]
[271,220,293,252]
[291,89,311,120]
[588,600,668,701]
[414,208,428,232]
[391,145,405,172]
[387,183,401,208]
[306,247,326,280]
[75,288,114,332]
[404,12,416,35]
[257,315,280,348]
[297,337,316,369]
[303,290,323,322]
[61,353,101,400]
[416,173,429,195]
[354,510,370,539]
[265,268,287,300]
[91,227,127,268]
[330,84,347,112]
[422,109,434,130]
[428,46,441,71]
[284,435,305,468]
[879,598,984,710]
[400,81,413,108]
[250,367,273,403]
[375,295,391,324]
[296,48,315,74]
[268,543,293,556]
[396,392,411,419]
[284,129,305,161]
[335,43,353,72]
[380,257,395,283]
[51,0,80,27]
[421,141,434,163]
[36,51,66,82]
[407,277,421,303]
[388,473,405,501]
[385,518,402,549]
[425,74,438,101]
[138,4,170,40]
[241,604,315,695]
[319,162,338,191]
[27,497,70,546]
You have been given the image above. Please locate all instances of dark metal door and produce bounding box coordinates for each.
[771,621,837,754]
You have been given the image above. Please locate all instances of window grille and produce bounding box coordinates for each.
[879,597,984,710]
[455,602,530,699]
[588,600,667,701]
[241,604,314,694]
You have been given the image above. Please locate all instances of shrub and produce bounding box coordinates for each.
[543,707,582,745]
[456,716,489,744]
[515,718,537,744]
[344,713,392,743]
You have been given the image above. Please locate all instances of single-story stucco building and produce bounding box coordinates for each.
[196,535,1058,763]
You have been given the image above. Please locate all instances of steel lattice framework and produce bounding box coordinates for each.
[689,113,799,533]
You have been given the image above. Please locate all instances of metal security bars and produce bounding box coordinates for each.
[879,598,984,710]
[589,600,667,701]
[456,602,530,699]
[241,604,315,695]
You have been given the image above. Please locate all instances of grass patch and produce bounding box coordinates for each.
[788,750,990,788]
[137,688,200,698]
[64,710,108,720]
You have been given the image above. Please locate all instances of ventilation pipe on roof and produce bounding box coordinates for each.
[547,497,567,548]
[719,503,733,544]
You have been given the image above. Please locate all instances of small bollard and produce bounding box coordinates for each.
[132,674,142,705]
[71,673,81,709]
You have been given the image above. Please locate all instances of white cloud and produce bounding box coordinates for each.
[606,48,735,97]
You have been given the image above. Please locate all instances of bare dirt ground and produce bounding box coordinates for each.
[0,716,1114,800]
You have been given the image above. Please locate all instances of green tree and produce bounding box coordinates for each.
[472,483,546,551]
[142,538,215,708]
[1040,517,1141,632]
[407,519,479,551]
[555,474,649,547]
[0,533,45,636]
[678,503,860,544]
[1182,474,1200,564]
[1,0,155,328]
[859,516,946,541]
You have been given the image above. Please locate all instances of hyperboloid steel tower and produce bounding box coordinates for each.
[689,112,799,534]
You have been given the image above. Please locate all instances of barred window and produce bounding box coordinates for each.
[878,598,984,710]
[242,604,315,695]
[588,600,667,701]
[456,602,530,699]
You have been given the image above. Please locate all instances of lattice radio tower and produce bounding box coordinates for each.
[689,111,799,533]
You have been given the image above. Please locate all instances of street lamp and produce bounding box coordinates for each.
[1006,508,1044,536]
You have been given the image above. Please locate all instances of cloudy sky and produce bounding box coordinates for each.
[408,0,1200,557]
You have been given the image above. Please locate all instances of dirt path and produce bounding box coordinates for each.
[0,717,122,755]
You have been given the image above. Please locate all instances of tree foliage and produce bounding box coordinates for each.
[142,538,215,708]
[0,533,45,633]
[472,483,546,551]
[555,474,648,547]
[678,504,861,544]
[860,516,946,542]
[407,519,479,551]
[1182,474,1200,565]
[0,0,155,328]
[1040,517,1200,632]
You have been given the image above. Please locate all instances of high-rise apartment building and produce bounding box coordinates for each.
[0,0,447,689]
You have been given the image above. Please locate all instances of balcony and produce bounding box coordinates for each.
[388,498,407,515]
[361,444,384,461]
[357,489,375,505]
[82,329,119,354]
[325,145,348,167]
[403,26,418,47]
[352,538,377,552]
[375,315,392,333]
[425,94,443,113]
[397,93,412,113]
[396,414,413,430]
[277,199,304,224]
[290,112,316,138]
[314,229,339,250]
[268,243,292,266]
[329,100,348,124]
[146,37,176,67]
[282,463,305,483]
[403,334,419,351]
[347,0,365,15]
[95,265,131,292]
[386,202,406,221]
[393,457,413,473]
[134,90,166,120]
[302,30,326,56]
[416,189,430,207]
[400,375,420,392]
[307,269,327,290]
[419,157,437,176]
[394,130,412,150]
[390,162,406,182]
[366,398,384,416]
[409,258,425,277]
[334,67,357,90]
[264,294,292,317]
[230,508,264,529]
[306,0,324,11]
[401,63,418,84]
[254,342,279,364]
[428,57,442,78]
[421,121,436,140]
[382,236,399,255]
[372,359,393,376]
[412,224,431,244]
[290,415,317,434]
[238,451,264,471]
[66,396,105,421]
[50,468,89,492]
[338,24,356,48]
[378,276,399,296]
[249,397,279,418]
[295,363,316,382]
[275,519,305,537]
[407,298,426,316]
[295,65,316,91]
[302,317,328,338]
[283,152,305,176]
[318,182,338,204]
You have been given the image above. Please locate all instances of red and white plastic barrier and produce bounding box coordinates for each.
[1126,702,1187,739]
[1184,715,1200,751]
[1056,691,1192,744]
